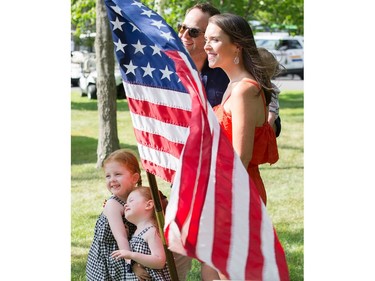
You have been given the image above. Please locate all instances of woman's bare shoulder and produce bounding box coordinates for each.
[232,79,260,98]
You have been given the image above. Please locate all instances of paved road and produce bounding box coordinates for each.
[272,75,304,91]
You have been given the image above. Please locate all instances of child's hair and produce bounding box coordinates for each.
[103,149,142,186]
[131,186,157,225]
[258,47,285,79]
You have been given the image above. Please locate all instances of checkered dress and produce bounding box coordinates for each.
[125,226,172,281]
[86,195,136,281]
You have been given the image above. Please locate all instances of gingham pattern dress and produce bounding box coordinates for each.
[86,195,136,281]
[125,226,172,281]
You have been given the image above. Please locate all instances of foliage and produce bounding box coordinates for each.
[71,0,303,50]
[71,0,97,49]
[71,88,304,280]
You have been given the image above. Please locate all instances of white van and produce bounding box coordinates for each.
[78,54,125,100]
[255,32,304,80]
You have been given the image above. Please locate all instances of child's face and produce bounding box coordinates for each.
[104,161,139,201]
[124,190,148,223]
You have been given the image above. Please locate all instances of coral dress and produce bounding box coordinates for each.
[213,78,279,205]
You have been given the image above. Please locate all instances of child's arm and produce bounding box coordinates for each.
[104,199,130,251]
[111,227,166,269]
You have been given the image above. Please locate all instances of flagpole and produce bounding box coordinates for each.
[146,172,179,281]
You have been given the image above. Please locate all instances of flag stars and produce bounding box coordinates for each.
[110,17,125,31]
[160,66,174,81]
[131,0,143,8]
[150,44,162,56]
[124,60,138,76]
[110,5,122,15]
[140,9,156,18]
[132,40,146,54]
[114,38,127,53]
[129,22,140,32]
[151,20,166,30]
[141,63,155,78]
[161,31,175,41]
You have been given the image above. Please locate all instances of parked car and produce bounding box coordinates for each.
[78,55,126,99]
[255,32,304,80]
[71,62,82,86]
[71,51,85,86]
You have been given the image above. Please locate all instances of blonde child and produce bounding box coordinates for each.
[86,149,149,280]
[111,186,172,281]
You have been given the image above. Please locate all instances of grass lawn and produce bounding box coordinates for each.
[71,87,304,280]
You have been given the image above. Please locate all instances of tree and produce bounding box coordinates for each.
[71,0,96,50]
[95,0,120,168]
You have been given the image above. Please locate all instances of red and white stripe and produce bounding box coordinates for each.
[163,51,290,280]
[123,82,191,183]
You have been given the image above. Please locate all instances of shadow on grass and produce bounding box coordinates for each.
[71,100,130,112]
[71,136,139,165]
[277,144,304,151]
[262,165,303,170]
[280,92,304,110]
[71,136,98,165]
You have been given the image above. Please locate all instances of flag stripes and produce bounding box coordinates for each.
[105,0,290,279]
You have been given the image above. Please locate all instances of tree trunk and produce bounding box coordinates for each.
[95,0,120,168]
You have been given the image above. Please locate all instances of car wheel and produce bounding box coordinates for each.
[299,69,304,80]
[87,84,97,99]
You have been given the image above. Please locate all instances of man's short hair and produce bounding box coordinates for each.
[186,3,221,17]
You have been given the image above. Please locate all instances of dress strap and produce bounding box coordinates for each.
[241,78,268,123]
[110,195,126,206]
[259,89,268,124]
[137,225,155,237]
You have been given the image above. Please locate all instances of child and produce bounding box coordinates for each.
[86,149,145,280]
[258,47,285,137]
[111,186,172,281]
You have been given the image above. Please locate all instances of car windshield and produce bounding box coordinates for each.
[256,39,303,51]
[255,39,279,50]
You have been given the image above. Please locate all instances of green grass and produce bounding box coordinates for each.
[71,88,304,280]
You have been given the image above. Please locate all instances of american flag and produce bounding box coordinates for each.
[105,0,289,280]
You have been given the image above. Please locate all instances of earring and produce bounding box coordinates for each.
[234,54,239,64]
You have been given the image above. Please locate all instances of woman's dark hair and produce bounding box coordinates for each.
[208,13,274,105]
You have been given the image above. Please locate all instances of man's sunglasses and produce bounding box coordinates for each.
[177,23,204,38]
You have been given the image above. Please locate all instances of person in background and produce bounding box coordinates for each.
[258,47,284,137]
[86,149,150,281]
[178,3,229,107]
[111,186,172,281]
[204,13,279,279]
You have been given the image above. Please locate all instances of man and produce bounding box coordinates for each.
[177,3,229,108]
[175,4,229,280]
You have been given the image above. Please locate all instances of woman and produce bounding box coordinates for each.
[204,13,278,206]
[202,13,279,281]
